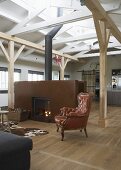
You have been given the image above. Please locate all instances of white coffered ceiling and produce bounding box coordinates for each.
[0,0,121,62]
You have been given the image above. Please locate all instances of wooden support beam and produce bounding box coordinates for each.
[7,42,25,109]
[0,41,9,62]
[14,45,25,62]
[60,57,65,80]
[8,41,14,109]
[85,0,121,43]
[0,31,78,61]
[0,31,45,51]
[93,14,111,127]
[59,57,70,80]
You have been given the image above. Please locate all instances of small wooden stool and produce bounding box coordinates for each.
[0,110,11,132]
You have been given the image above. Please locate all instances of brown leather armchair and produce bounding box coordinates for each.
[55,93,91,141]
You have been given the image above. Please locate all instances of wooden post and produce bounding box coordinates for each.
[59,57,70,80]
[93,16,111,127]
[0,41,25,109]
[60,57,65,80]
[8,41,14,109]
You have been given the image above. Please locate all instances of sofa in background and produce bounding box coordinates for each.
[0,131,33,170]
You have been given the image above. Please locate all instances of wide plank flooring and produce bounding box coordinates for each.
[19,101,121,170]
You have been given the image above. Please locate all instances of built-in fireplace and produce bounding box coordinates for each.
[32,97,51,122]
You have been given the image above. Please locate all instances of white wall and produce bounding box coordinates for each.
[69,55,121,87]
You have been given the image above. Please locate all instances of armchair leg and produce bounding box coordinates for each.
[56,124,59,132]
[61,128,64,141]
[84,128,88,137]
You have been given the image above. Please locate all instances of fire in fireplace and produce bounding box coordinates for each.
[32,97,51,122]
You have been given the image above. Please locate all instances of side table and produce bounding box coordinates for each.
[0,110,11,132]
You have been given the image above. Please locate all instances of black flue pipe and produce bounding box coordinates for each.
[45,8,63,80]
[45,25,63,80]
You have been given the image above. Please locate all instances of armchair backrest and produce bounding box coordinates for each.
[76,92,91,115]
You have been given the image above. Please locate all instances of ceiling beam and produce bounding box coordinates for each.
[9,10,92,34]
[53,33,97,45]
[54,25,73,38]
[0,9,20,23]
[75,50,121,58]
[9,0,120,35]
[0,31,78,61]
[0,31,45,50]
[51,0,121,12]
[7,8,46,35]
[85,0,121,43]
[62,41,121,53]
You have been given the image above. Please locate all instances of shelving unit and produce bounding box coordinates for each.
[82,70,100,98]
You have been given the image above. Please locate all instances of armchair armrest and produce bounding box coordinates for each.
[68,111,88,117]
[55,115,67,126]
[60,107,76,116]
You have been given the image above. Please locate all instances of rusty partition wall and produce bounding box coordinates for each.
[14,80,86,117]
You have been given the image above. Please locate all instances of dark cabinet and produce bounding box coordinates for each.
[95,71,100,99]
[107,90,121,106]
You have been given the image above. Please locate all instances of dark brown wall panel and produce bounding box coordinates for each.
[14,80,86,116]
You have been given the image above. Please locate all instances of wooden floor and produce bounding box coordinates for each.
[19,101,121,170]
